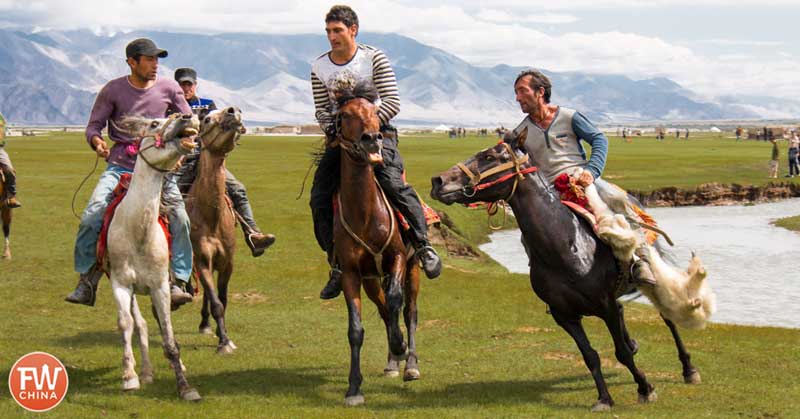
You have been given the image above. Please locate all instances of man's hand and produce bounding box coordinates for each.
[91,136,110,158]
[577,170,595,187]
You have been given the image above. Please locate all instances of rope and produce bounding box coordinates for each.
[71,154,100,220]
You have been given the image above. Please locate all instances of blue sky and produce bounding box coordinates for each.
[1,0,798,99]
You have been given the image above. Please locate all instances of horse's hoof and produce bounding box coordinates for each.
[591,401,612,412]
[180,388,202,402]
[403,368,420,382]
[383,369,400,378]
[199,326,213,335]
[122,376,140,391]
[684,370,701,384]
[344,394,365,407]
[638,389,658,404]
[228,340,238,350]
[217,342,236,355]
[140,373,153,384]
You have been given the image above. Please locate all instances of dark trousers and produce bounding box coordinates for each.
[310,129,429,253]
[790,151,799,176]
[174,154,260,234]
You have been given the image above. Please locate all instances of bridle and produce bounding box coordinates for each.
[332,99,382,160]
[135,113,185,173]
[197,111,245,153]
[456,142,539,202]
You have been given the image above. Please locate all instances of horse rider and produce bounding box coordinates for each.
[508,69,655,283]
[310,5,442,300]
[0,112,21,208]
[171,67,276,257]
[65,38,195,307]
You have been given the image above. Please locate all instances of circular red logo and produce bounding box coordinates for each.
[8,352,69,412]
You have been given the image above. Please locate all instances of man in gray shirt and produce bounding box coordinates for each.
[65,38,195,307]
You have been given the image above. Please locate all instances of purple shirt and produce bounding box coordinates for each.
[85,76,191,170]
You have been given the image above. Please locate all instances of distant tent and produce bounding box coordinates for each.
[433,124,450,132]
[709,126,721,133]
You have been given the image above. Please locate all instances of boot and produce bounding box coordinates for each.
[65,265,103,306]
[170,275,193,311]
[4,196,20,208]
[415,244,442,279]
[244,231,276,257]
[319,266,342,300]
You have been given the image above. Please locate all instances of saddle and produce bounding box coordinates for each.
[96,173,171,274]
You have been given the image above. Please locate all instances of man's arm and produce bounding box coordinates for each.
[85,84,113,157]
[311,72,334,131]
[572,111,608,181]
[371,50,400,125]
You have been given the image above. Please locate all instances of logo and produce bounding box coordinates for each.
[8,352,69,412]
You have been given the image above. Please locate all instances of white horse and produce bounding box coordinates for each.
[106,114,201,401]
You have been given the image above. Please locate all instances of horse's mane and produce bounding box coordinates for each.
[334,81,378,108]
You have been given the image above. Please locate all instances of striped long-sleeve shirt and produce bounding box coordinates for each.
[310,44,400,130]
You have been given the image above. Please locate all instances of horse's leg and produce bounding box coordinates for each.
[198,265,231,354]
[199,287,212,335]
[130,295,153,384]
[216,263,236,352]
[661,314,701,384]
[402,262,421,382]
[111,282,139,391]
[151,280,200,401]
[342,270,365,406]
[617,302,639,355]
[551,310,614,411]
[603,306,656,404]
[2,208,10,260]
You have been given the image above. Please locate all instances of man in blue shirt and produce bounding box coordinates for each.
[172,68,276,257]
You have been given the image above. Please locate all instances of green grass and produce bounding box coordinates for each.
[773,215,800,232]
[0,132,798,418]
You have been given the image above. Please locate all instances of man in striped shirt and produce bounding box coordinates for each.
[310,5,441,300]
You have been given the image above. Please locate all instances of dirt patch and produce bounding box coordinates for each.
[631,182,800,207]
[542,351,576,361]
[230,291,269,304]
[418,319,454,331]
[515,326,556,334]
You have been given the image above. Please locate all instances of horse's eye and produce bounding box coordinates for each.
[485,155,495,162]
[150,121,159,128]
[204,117,211,123]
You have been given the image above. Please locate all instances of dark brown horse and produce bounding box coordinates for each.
[0,175,11,260]
[333,83,421,406]
[186,107,245,354]
[431,130,702,412]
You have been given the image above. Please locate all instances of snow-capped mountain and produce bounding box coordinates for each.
[0,29,786,126]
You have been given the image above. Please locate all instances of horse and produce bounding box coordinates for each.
[186,107,245,354]
[430,129,709,411]
[333,82,421,406]
[0,176,10,260]
[104,113,201,401]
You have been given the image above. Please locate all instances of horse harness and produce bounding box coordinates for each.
[135,113,185,173]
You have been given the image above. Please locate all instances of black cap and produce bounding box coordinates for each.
[125,38,168,58]
[174,68,197,84]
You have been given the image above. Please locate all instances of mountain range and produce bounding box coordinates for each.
[1,29,798,126]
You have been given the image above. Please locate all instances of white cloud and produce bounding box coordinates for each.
[1,0,799,99]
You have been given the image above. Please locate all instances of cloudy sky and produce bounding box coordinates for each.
[2,0,799,99]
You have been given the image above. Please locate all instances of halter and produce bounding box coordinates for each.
[456,142,539,202]
[135,113,184,173]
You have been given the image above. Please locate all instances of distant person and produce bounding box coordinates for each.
[769,139,779,179]
[789,132,800,178]
[0,111,21,208]
[763,126,769,142]
[676,129,680,139]
[172,67,276,257]
[622,127,627,141]
[735,127,743,141]
[684,128,689,140]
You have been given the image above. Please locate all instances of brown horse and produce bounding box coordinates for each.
[0,174,11,260]
[333,82,421,406]
[186,107,245,354]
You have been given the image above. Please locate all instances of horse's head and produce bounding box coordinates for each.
[118,113,198,171]
[334,81,383,165]
[431,128,534,205]
[199,107,245,155]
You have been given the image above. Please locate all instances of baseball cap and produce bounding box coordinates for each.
[174,68,197,84]
[125,38,168,58]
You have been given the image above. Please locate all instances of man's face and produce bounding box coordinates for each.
[180,81,197,101]
[325,21,357,54]
[514,76,543,115]
[128,55,159,81]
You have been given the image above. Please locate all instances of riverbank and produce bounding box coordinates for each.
[631,181,800,207]
[0,133,797,418]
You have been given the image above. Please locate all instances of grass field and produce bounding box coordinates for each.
[0,132,798,418]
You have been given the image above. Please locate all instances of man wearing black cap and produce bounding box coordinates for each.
[66,38,196,308]
[171,67,276,257]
